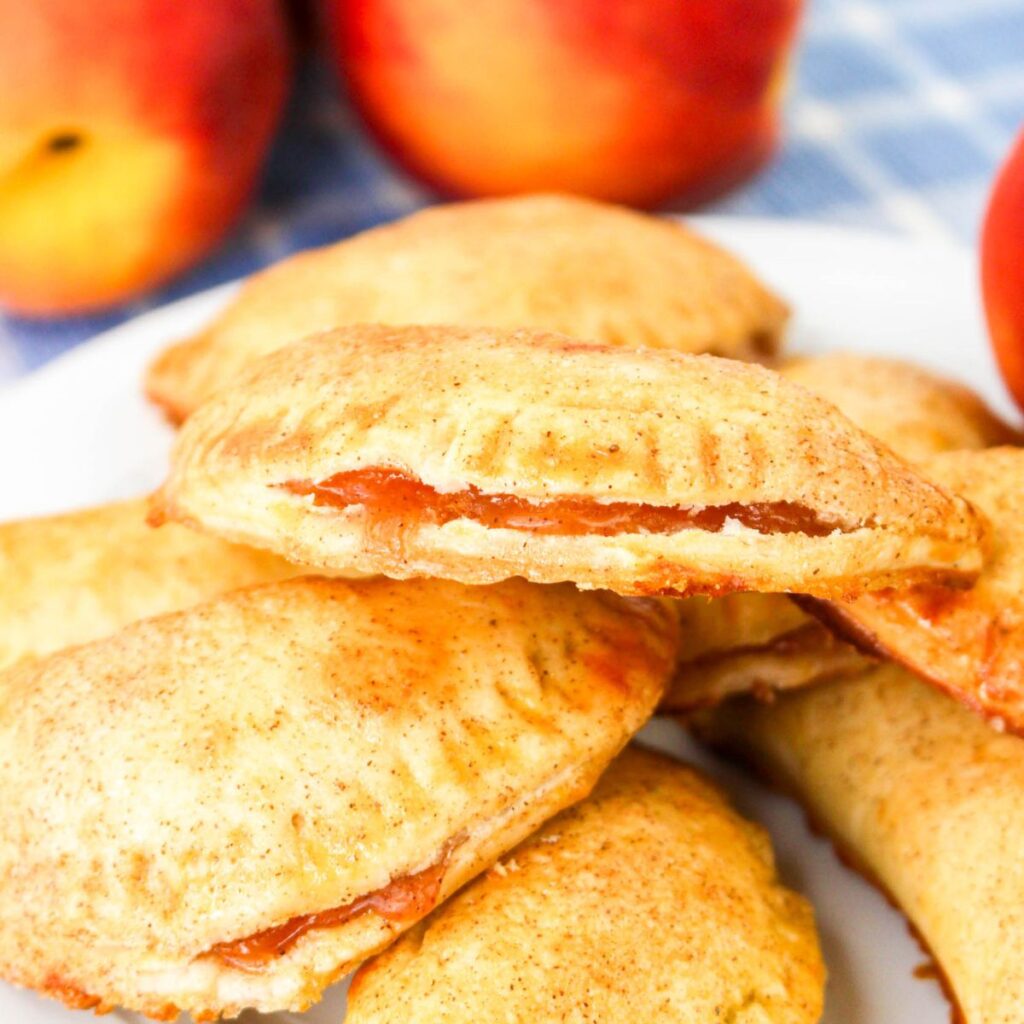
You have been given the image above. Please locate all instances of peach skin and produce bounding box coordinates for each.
[0,0,291,315]
[330,0,802,207]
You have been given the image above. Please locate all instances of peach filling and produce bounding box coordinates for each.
[283,468,844,538]
[207,853,449,971]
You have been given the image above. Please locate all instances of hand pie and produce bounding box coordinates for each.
[662,592,873,713]
[0,497,293,670]
[0,576,675,1020]
[698,663,1024,1024]
[145,194,788,421]
[821,448,1024,731]
[152,325,982,598]
[779,353,1020,464]
[346,746,825,1024]
[663,357,1010,712]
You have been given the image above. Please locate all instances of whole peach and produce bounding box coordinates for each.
[330,0,801,207]
[0,0,291,315]
[982,128,1024,415]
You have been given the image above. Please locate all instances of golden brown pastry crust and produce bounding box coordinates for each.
[0,576,675,1019]
[152,325,982,598]
[0,497,293,670]
[346,745,825,1024]
[145,194,789,421]
[663,357,1012,713]
[698,663,1024,1024]
[780,353,1020,464]
[662,593,874,712]
[824,448,1024,732]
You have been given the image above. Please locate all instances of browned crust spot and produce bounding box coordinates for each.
[795,597,1022,737]
[41,975,106,1012]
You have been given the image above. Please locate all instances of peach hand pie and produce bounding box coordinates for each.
[145,193,788,421]
[822,447,1024,732]
[663,356,1009,713]
[0,497,293,670]
[152,325,982,598]
[346,746,825,1024]
[698,663,1024,1024]
[0,576,675,1020]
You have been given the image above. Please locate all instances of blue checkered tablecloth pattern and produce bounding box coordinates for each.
[1,0,1023,386]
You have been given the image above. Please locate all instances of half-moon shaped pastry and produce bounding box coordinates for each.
[822,447,1024,732]
[152,325,982,598]
[663,357,1012,713]
[0,497,293,670]
[0,576,675,1020]
[346,746,825,1024]
[145,194,788,421]
[698,663,1024,1024]
[779,353,1020,465]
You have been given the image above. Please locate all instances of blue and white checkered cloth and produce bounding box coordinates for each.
[2,0,1022,385]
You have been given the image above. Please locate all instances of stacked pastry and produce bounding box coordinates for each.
[0,195,1019,1024]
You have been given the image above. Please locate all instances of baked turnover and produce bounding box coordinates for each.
[145,194,788,421]
[699,663,1024,1024]
[152,325,983,598]
[346,746,825,1024]
[664,356,1011,712]
[0,497,292,670]
[0,576,675,1019]
[825,447,1024,732]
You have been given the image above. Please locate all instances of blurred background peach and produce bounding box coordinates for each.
[0,0,1022,392]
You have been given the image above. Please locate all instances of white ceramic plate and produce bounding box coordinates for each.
[0,217,1012,1024]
